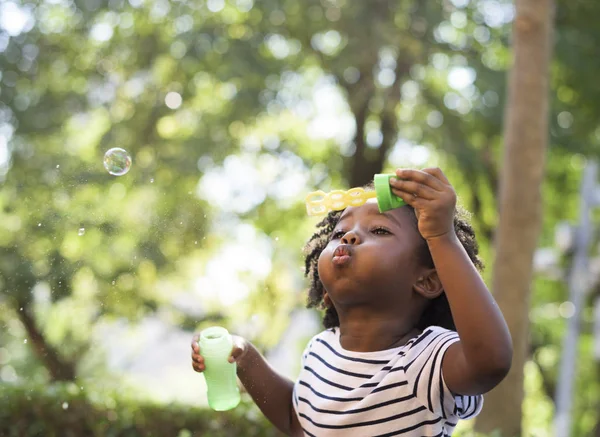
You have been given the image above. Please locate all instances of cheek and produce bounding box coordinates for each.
[317,248,332,282]
[367,245,415,276]
[317,250,327,274]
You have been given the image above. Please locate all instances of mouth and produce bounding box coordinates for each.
[332,245,352,266]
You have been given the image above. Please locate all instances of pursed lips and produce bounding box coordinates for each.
[332,244,353,266]
[333,245,352,258]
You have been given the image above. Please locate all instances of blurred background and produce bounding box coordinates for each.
[0,0,599,436]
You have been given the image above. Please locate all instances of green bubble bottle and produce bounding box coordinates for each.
[199,326,241,411]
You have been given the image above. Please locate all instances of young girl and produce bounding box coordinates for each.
[191,167,513,437]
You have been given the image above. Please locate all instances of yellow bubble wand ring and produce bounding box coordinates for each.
[305,174,405,216]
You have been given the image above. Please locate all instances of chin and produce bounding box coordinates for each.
[325,286,372,306]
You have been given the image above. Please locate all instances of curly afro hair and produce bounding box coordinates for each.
[303,199,484,331]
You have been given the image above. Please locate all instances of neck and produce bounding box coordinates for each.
[336,310,419,352]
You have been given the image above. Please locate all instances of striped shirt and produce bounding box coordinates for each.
[293,326,483,437]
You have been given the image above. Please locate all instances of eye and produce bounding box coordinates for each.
[330,230,346,240]
[371,226,391,235]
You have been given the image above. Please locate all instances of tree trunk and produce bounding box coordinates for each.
[347,58,410,188]
[18,306,77,381]
[348,109,395,188]
[474,0,555,436]
[595,361,600,437]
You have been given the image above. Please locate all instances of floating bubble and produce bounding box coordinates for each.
[103,148,132,176]
[78,228,85,236]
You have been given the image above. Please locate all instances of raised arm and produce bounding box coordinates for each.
[390,167,513,395]
[426,232,513,395]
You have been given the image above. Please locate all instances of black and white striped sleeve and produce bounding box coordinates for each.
[403,327,483,420]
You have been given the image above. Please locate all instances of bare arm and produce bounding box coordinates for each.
[390,167,513,396]
[192,336,301,436]
[236,342,300,435]
[427,232,513,395]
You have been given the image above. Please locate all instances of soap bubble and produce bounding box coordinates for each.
[103,148,132,176]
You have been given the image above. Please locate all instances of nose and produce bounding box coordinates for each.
[341,230,361,245]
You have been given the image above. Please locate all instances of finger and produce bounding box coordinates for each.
[191,354,204,365]
[390,178,437,200]
[395,169,445,191]
[391,188,424,208]
[422,167,450,185]
[192,361,206,372]
[191,335,200,353]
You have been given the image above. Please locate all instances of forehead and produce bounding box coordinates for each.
[338,201,414,227]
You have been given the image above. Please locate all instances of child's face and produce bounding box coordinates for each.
[317,200,425,310]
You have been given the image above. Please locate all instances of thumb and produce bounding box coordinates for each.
[229,347,243,363]
[228,336,246,363]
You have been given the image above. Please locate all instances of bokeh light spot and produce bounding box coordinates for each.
[165,92,183,109]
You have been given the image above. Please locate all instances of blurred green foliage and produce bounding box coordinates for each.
[0,383,280,437]
[1,0,600,435]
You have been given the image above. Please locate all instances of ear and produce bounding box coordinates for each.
[321,292,333,309]
[413,269,443,300]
